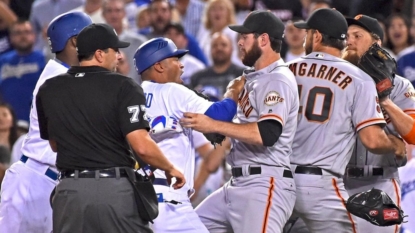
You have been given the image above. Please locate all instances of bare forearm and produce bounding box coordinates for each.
[381,98,414,136]
[0,2,17,26]
[194,161,210,192]
[212,121,263,145]
[134,139,174,171]
[223,88,240,103]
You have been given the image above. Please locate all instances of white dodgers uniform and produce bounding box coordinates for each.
[196,59,299,233]
[399,158,415,233]
[344,75,415,233]
[142,81,212,233]
[0,59,68,233]
[287,52,386,233]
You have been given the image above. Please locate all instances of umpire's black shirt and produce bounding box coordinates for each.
[36,66,149,171]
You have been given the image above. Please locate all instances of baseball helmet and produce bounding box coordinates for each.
[47,12,93,53]
[133,37,188,74]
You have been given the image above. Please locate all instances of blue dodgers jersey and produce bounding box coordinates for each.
[0,50,46,122]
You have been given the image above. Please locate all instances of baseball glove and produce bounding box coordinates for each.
[346,188,406,226]
[357,43,396,99]
[191,88,226,146]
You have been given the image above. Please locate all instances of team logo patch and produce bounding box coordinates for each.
[383,209,399,220]
[315,53,324,58]
[264,91,284,106]
[354,14,363,20]
[75,73,85,77]
[404,86,415,101]
[369,210,378,216]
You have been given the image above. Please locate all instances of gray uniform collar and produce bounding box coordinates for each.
[244,58,286,81]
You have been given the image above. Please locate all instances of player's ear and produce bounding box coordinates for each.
[153,62,164,73]
[70,37,77,48]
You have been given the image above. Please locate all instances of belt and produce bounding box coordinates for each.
[153,178,169,186]
[20,155,58,181]
[346,167,384,177]
[295,166,323,175]
[231,166,293,178]
[59,168,129,179]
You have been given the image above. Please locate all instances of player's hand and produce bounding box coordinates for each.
[180,112,215,133]
[227,76,246,93]
[165,166,186,189]
[388,134,406,159]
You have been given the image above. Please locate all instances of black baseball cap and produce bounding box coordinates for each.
[346,15,384,41]
[76,23,130,55]
[228,10,285,39]
[294,8,347,40]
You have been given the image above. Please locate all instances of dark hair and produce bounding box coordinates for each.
[77,48,109,62]
[254,33,282,52]
[0,102,18,148]
[163,22,185,35]
[149,0,173,10]
[311,29,345,50]
[384,13,412,51]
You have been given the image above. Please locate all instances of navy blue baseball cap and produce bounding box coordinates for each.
[294,8,347,40]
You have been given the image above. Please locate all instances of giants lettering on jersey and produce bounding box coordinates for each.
[288,62,353,90]
[238,88,253,117]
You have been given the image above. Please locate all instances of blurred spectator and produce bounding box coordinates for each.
[125,0,139,30]
[173,0,206,38]
[399,158,415,233]
[0,1,17,55]
[349,0,393,22]
[190,33,244,98]
[116,51,131,76]
[71,0,106,24]
[103,0,146,83]
[284,19,306,62]
[385,13,414,59]
[397,50,415,87]
[308,0,331,15]
[410,15,415,43]
[164,23,205,85]
[9,0,35,20]
[0,102,18,163]
[0,20,45,123]
[250,0,303,23]
[141,0,208,65]
[30,0,83,54]
[136,5,151,32]
[197,0,242,66]
[135,0,151,6]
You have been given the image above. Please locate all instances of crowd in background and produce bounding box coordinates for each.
[0,0,414,206]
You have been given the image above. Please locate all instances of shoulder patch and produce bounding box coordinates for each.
[264,91,284,106]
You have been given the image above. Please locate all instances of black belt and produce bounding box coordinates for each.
[59,168,130,179]
[20,155,58,181]
[231,166,293,178]
[295,166,323,175]
[346,167,384,177]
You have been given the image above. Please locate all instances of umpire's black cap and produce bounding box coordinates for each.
[228,10,285,39]
[76,23,130,55]
[346,15,384,41]
[294,8,347,40]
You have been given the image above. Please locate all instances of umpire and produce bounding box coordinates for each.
[36,23,185,233]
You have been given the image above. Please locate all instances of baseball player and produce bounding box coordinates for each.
[399,158,415,233]
[133,37,245,233]
[342,14,415,233]
[286,9,406,233]
[0,12,92,233]
[180,10,299,232]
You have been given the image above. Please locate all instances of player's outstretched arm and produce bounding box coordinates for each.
[127,129,186,189]
[380,98,415,144]
[223,76,246,103]
[358,125,406,158]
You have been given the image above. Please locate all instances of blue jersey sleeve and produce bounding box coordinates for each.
[204,98,237,122]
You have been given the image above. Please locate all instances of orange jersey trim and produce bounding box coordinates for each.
[402,114,415,144]
[262,177,275,233]
[332,178,357,233]
[403,109,415,114]
[259,114,284,125]
[355,118,385,131]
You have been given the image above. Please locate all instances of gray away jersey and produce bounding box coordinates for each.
[287,52,385,176]
[349,75,415,172]
[226,59,299,168]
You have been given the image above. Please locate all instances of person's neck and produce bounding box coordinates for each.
[175,0,190,16]
[254,51,280,71]
[212,61,231,74]
[84,1,101,14]
[56,52,79,67]
[0,130,10,149]
[114,26,123,35]
[289,46,304,55]
[211,25,225,34]
[313,45,341,57]
[16,49,32,56]
[393,44,408,56]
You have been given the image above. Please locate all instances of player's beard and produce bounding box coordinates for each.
[242,41,262,67]
[304,35,313,55]
[342,48,360,66]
